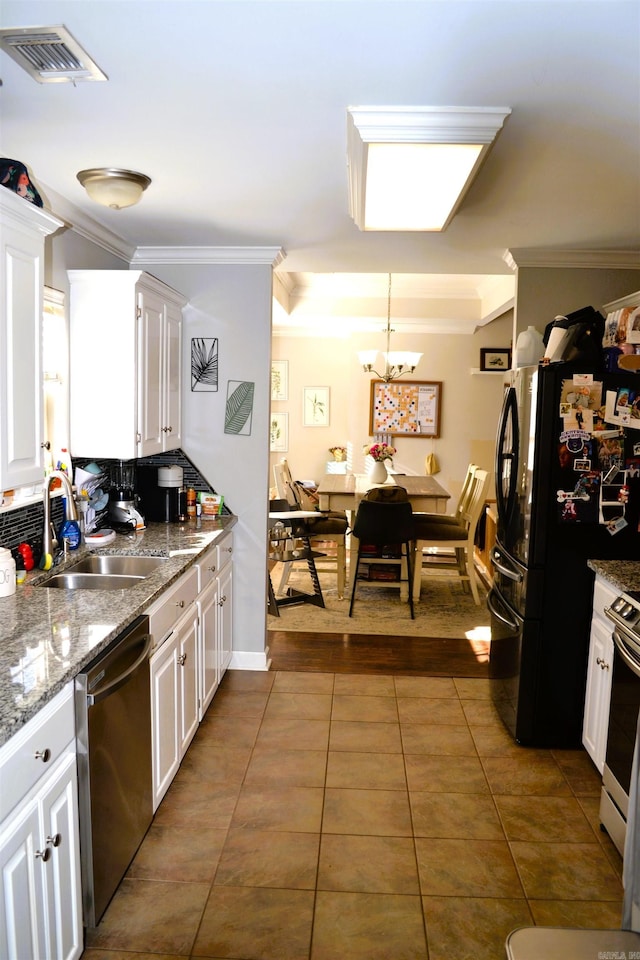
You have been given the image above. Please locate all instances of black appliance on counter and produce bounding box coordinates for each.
[136,464,183,522]
[489,352,640,747]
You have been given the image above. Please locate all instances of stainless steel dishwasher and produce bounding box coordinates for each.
[75,615,153,928]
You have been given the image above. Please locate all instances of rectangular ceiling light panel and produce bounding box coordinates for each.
[0,25,107,82]
[347,106,511,232]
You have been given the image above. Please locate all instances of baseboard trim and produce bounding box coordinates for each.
[228,647,272,671]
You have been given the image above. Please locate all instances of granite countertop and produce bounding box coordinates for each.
[0,516,236,747]
[588,559,640,595]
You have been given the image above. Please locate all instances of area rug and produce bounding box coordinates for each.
[268,563,491,639]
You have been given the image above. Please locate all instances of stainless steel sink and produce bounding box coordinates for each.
[67,555,167,576]
[40,554,168,590]
[43,572,146,590]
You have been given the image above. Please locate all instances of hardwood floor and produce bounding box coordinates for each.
[267,629,490,677]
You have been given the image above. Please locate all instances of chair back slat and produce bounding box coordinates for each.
[454,463,478,523]
[459,468,490,533]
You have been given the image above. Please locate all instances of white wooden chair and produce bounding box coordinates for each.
[416,462,478,527]
[272,459,348,599]
[411,468,490,604]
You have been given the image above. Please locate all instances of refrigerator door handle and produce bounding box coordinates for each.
[491,545,522,582]
[488,588,520,631]
[495,386,520,533]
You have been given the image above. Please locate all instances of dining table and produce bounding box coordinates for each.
[315,473,451,592]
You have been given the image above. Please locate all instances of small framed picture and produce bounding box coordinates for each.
[270,412,288,451]
[303,386,330,426]
[271,360,288,401]
[480,348,512,372]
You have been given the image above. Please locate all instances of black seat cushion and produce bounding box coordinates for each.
[414,515,466,540]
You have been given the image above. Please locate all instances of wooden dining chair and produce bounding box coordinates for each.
[417,462,478,527]
[349,488,416,619]
[272,459,348,598]
[411,468,490,604]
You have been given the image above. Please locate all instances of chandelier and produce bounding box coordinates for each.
[358,274,423,382]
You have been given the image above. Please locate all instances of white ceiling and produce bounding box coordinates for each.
[1,0,638,333]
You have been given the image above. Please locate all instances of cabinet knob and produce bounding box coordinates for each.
[35,847,51,862]
[178,653,187,666]
[596,657,610,670]
[40,440,51,450]
[167,425,173,433]
[34,748,51,763]
[47,833,62,848]
[208,565,217,573]
[218,595,227,606]
[176,600,185,608]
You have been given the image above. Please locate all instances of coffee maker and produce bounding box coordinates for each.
[136,464,183,522]
[108,460,145,530]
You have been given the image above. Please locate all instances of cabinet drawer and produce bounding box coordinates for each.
[197,534,234,591]
[0,683,75,822]
[147,567,198,649]
[593,577,619,622]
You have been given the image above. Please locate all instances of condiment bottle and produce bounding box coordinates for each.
[0,548,16,597]
[187,487,196,518]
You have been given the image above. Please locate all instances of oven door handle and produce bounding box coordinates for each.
[612,628,640,680]
[86,634,153,705]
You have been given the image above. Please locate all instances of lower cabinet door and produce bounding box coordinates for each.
[151,634,181,811]
[582,617,614,773]
[197,580,220,721]
[178,610,199,756]
[0,802,46,960]
[218,561,233,676]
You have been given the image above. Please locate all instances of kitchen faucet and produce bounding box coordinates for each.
[42,471,79,564]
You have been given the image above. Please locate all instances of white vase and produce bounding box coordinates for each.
[370,460,388,484]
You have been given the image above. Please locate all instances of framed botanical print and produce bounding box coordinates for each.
[303,387,330,426]
[480,348,511,372]
[271,360,288,401]
[270,412,288,451]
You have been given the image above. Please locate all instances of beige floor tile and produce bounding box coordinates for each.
[415,837,524,898]
[510,841,624,901]
[176,740,252,784]
[232,783,324,832]
[271,670,335,694]
[530,898,624,928]
[453,677,493,699]
[423,895,533,960]
[194,885,314,960]
[469,722,531,758]
[311,891,427,960]
[206,687,270,717]
[405,754,489,793]
[400,721,477,755]
[219,668,275,692]
[578,796,625,876]
[153,776,241,831]
[551,748,603,796]
[333,673,396,696]
[329,719,402,752]
[256,716,330,751]
[81,951,184,959]
[317,834,419,894]
[394,676,458,698]
[495,795,597,842]
[85,878,210,955]
[214,827,319,889]
[481,754,572,796]
[461,698,505,725]
[245,745,327,787]
[331,693,399,723]
[410,791,504,839]
[397,696,466,724]
[322,787,412,836]
[263,691,333,720]
[126,823,227,883]
[195,713,262,748]
[326,750,407,789]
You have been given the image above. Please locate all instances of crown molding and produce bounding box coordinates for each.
[40,183,135,263]
[131,246,286,267]
[504,248,640,270]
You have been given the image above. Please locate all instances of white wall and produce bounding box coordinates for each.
[271,313,514,504]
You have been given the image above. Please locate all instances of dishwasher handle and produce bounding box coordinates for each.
[87,633,153,706]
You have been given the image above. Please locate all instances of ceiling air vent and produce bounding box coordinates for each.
[0,25,107,83]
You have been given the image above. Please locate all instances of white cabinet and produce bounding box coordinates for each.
[150,603,199,810]
[0,683,82,960]
[68,270,186,459]
[0,191,62,491]
[196,533,234,719]
[583,575,617,772]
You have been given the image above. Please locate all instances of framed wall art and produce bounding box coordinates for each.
[270,412,288,451]
[480,347,511,372]
[369,380,442,438]
[303,386,330,426]
[271,359,288,401]
[191,337,218,391]
[224,380,254,435]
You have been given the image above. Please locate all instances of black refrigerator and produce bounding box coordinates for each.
[489,360,640,747]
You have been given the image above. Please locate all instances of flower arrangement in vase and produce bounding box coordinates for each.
[363,442,396,483]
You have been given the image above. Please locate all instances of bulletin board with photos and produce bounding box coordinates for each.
[369,380,442,438]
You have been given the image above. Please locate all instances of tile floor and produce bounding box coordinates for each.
[82,669,624,960]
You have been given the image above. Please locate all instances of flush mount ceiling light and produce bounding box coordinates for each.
[358,274,422,382]
[347,106,512,232]
[76,168,151,210]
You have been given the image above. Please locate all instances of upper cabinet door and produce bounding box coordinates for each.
[0,192,62,491]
